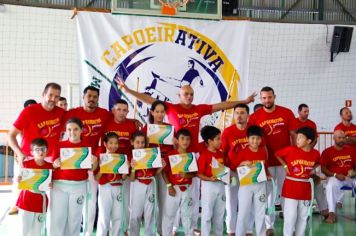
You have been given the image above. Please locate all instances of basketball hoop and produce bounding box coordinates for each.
[159,0,189,16]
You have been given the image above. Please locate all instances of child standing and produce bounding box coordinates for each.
[230,126,270,236]
[17,138,53,236]
[276,127,320,236]
[162,129,196,236]
[197,126,226,236]
[143,101,174,235]
[95,132,128,236]
[49,117,98,236]
[129,131,163,236]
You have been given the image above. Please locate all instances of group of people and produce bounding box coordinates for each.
[7,80,356,236]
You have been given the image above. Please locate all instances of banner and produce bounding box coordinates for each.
[76,13,249,129]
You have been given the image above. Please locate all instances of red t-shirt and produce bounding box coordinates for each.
[13,103,65,159]
[104,118,137,158]
[52,140,92,181]
[320,145,355,176]
[165,150,193,187]
[64,107,111,154]
[198,149,225,178]
[334,122,356,152]
[230,147,268,171]
[221,124,249,166]
[142,124,174,158]
[16,159,53,213]
[291,118,317,133]
[249,105,294,166]
[164,102,213,153]
[275,146,320,200]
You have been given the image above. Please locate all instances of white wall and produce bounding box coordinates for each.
[0,4,355,132]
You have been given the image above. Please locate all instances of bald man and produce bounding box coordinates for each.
[117,79,255,233]
[321,130,356,224]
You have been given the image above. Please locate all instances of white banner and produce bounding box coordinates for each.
[76,13,250,128]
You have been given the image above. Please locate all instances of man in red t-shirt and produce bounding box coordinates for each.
[334,107,356,152]
[321,130,356,224]
[221,103,250,235]
[291,104,317,146]
[63,85,111,236]
[8,83,65,166]
[103,99,138,157]
[248,86,295,232]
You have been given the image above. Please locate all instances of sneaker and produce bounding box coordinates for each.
[275,204,282,211]
[266,228,275,236]
[193,229,201,236]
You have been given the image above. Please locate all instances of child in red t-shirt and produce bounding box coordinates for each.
[17,138,53,236]
[161,128,196,235]
[49,117,98,236]
[95,132,128,236]
[230,126,270,236]
[197,126,227,236]
[276,127,320,236]
[129,131,164,236]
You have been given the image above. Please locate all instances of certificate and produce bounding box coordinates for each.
[60,147,92,169]
[237,161,267,186]
[168,152,198,174]
[100,153,128,174]
[18,168,52,192]
[132,147,162,170]
[211,157,230,185]
[147,124,174,145]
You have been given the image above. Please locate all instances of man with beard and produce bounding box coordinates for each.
[333,107,356,209]
[8,83,65,166]
[63,86,111,236]
[249,86,295,235]
[221,104,253,236]
[321,130,356,224]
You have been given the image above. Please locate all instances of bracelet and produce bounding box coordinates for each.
[166,183,172,188]
[333,173,336,177]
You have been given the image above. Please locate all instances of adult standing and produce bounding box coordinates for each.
[249,86,295,234]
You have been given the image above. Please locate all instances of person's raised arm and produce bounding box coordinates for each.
[211,92,257,113]
[115,77,157,105]
[7,126,25,167]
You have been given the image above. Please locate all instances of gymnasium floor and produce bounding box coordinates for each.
[0,184,355,235]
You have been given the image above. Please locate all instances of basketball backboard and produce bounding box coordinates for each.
[112,0,222,20]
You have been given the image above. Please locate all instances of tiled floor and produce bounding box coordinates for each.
[0,184,355,235]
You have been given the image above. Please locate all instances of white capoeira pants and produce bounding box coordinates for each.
[129,180,156,236]
[162,185,194,236]
[157,174,167,235]
[265,166,286,229]
[48,180,87,236]
[82,171,98,236]
[283,197,310,236]
[200,180,226,236]
[325,176,356,213]
[235,182,267,236]
[19,209,43,236]
[96,183,125,236]
[11,161,20,206]
[314,181,328,212]
[225,182,238,234]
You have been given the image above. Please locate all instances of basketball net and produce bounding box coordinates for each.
[159,0,189,15]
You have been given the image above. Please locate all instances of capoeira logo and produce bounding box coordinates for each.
[259,194,266,203]
[149,194,155,203]
[37,214,44,223]
[188,197,193,206]
[222,194,226,202]
[303,200,311,207]
[77,195,84,205]
[117,193,122,202]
